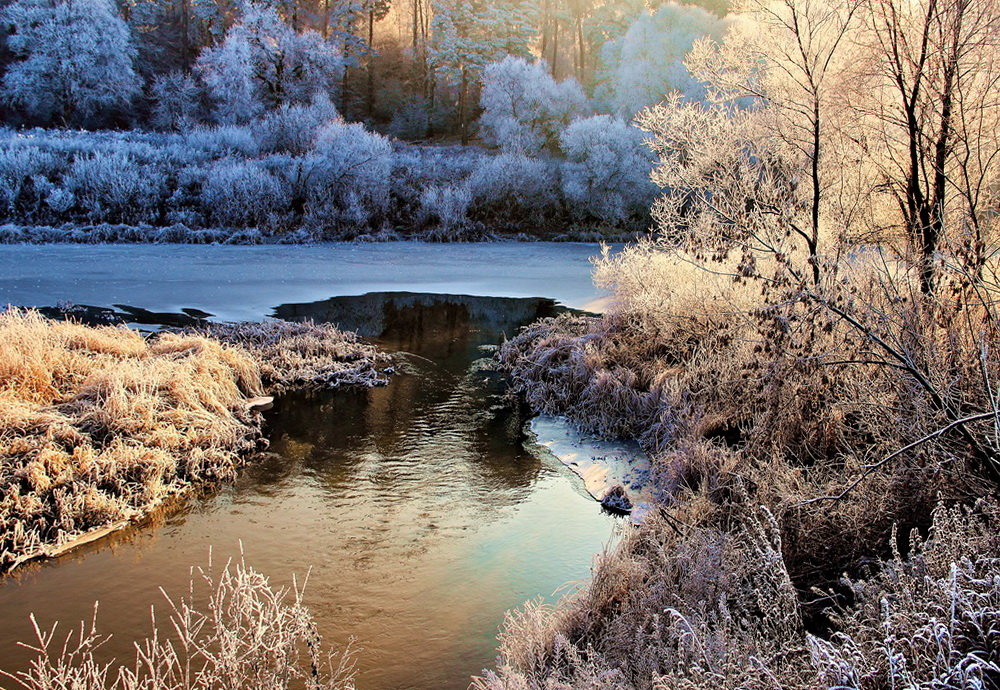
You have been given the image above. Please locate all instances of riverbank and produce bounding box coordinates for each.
[0,223,640,245]
[487,244,1000,687]
[0,310,389,573]
[0,127,650,243]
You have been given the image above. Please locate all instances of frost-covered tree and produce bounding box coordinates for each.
[1,0,141,126]
[254,92,339,153]
[559,114,656,224]
[593,2,728,116]
[479,56,586,153]
[429,0,537,142]
[150,70,202,130]
[678,0,862,285]
[304,121,393,228]
[196,2,343,124]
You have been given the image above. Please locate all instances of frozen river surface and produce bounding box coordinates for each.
[0,242,611,318]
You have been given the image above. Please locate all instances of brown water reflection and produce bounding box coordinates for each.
[0,292,617,690]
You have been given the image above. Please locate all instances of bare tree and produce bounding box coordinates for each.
[856,0,1000,292]
[639,0,861,287]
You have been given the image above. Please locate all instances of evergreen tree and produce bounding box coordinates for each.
[428,0,536,142]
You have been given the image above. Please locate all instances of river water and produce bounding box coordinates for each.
[0,243,619,689]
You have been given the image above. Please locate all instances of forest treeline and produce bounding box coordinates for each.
[0,0,732,238]
[0,0,727,133]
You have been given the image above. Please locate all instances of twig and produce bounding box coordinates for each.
[797,410,997,506]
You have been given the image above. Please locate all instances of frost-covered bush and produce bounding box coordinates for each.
[388,99,432,141]
[150,71,203,131]
[479,57,587,154]
[807,502,1000,688]
[183,125,260,158]
[593,3,728,116]
[254,94,339,154]
[1,0,140,127]
[467,153,560,231]
[0,144,56,216]
[419,183,472,235]
[65,152,166,223]
[197,2,342,125]
[201,159,289,229]
[304,122,393,230]
[559,115,657,225]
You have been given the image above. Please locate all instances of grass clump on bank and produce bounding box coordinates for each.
[0,310,388,573]
[192,319,390,391]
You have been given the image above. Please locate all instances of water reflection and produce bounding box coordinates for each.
[0,292,614,690]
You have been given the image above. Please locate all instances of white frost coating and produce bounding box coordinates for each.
[528,415,655,524]
[593,3,729,117]
[2,0,140,127]
[196,2,342,125]
[479,57,587,154]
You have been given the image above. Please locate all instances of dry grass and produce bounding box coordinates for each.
[0,310,389,573]
[190,319,391,391]
[476,498,1000,689]
[5,552,357,690]
[492,242,1000,688]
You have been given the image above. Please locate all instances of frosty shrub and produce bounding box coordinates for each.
[479,57,587,154]
[593,3,728,116]
[419,183,472,237]
[1,0,140,127]
[201,159,289,229]
[197,3,342,125]
[387,99,432,140]
[254,94,339,155]
[182,124,261,158]
[559,115,657,226]
[66,152,166,224]
[0,144,55,217]
[149,70,203,131]
[304,122,393,231]
[467,153,559,231]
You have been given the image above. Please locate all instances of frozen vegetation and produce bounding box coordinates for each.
[0,122,653,242]
[0,0,734,241]
[483,0,1000,683]
[0,309,389,573]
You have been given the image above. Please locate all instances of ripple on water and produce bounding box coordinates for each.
[0,290,620,690]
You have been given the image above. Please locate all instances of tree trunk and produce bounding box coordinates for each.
[180,0,191,68]
[540,0,550,66]
[808,98,821,285]
[576,15,584,82]
[427,68,436,138]
[551,22,559,78]
[366,9,375,118]
[459,64,468,144]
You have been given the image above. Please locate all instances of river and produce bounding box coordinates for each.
[0,242,620,689]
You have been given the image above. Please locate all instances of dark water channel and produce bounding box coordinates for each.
[0,290,618,689]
